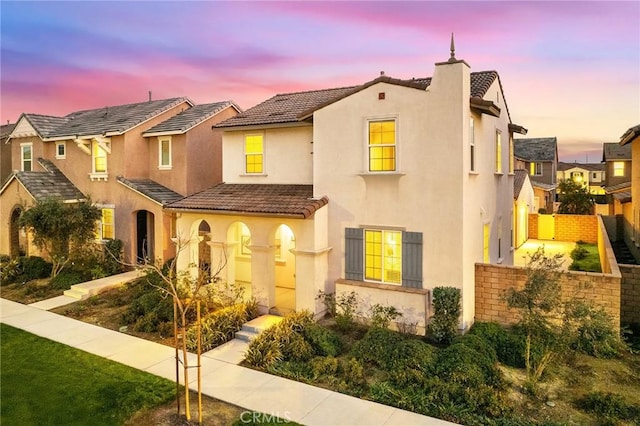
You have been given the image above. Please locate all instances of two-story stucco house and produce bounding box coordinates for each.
[602,142,632,215]
[514,137,558,213]
[618,125,640,260]
[557,162,606,195]
[0,98,240,263]
[167,49,526,332]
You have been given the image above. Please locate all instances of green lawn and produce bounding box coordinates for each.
[1,323,176,425]
[569,242,602,273]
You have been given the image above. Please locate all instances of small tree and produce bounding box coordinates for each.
[429,286,461,344]
[557,178,594,214]
[19,198,101,277]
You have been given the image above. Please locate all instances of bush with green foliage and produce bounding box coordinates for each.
[563,300,622,358]
[122,275,174,333]
[103,239,125,275]
[317,290,360,332]
[428,286,461,344]
[185,301,259,352]
[568,242,601,273]
[577,391,639,424]
[0,255,21,285]
[18,256,52,281]
[302,322,342,357]
[469,322,527,368]
[49,268,91,290]
[434,342,504,388]
[369,303,402,329]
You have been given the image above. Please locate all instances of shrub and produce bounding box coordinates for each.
[267,360,313,382]
[0,256,21,285]
[577,391,639,423]
[563,300,622,358]
[434,342,503,388]
[351,327,406,370]
[185,303,251,352]
[452,333,498,364]
[50,269,88,290]
[103,239,125,275]
[317,290,360,332]
[310,356,339,379]
[340,357,367,389]
[18,256,52,281]
[428,286,461,344]
[570,245,589,261]
[302,322,342,356]
[122,280,174,332]
[369,303,402,329]
[469,322,526,368]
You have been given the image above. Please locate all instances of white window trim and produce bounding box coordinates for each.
[495,129,502,174]
[613,161,625,177]
[243,133,266,175]
[365,115,399,174]
[55,142,66,159]
[363,228,402,286]
[469,117,476,172]
[20,143,33,171]
[95,205,115,242]
[158,136,172,170]
[90,140,109,181]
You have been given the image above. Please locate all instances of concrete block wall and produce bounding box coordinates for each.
[528,214,539,240]
[475,263,621,329]
[619,265,640,325]
[527,213,598,243]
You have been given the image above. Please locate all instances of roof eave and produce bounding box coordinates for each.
[470,97,500,117]
[116,178,167,207]
[620,124,640,146]
[163,207,312,219]
[509,123,528,135]
[215,121,311,131]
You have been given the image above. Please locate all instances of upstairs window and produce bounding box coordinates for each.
[55,142,66,159]
[92,141,107,174]
[20,143,32,171]
[614,161,625,177]
[158,137,172,169]
[469,118,476,172]
[368,120,396,172]
[530,162,542,176]
[495,130,502,173]
[245,135,263,174]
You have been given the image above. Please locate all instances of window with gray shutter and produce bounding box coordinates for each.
[402,231,423,288]
[345,228,363,280]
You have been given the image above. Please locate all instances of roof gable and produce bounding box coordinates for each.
[514,169,529,198]
[142,101,240,136]
[117,177,184,205]
[514,137,558,162]
[602,142,631,161]
[620,124,640,146]
[0,158,84,202]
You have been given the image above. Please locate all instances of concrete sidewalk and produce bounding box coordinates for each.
[1,298,454,425]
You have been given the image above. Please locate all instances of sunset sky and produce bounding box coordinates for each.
[1,1,638,162]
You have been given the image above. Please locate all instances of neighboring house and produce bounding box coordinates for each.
[0,98,240,263]
[556,162,606,195]
[1,122,16,184]
[619,124,640,260]
[167,48,526,332]
[602,142,632,215]
[513,169,535,249]
[514,137,558,213]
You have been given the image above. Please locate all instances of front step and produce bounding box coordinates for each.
[235,315,283,342]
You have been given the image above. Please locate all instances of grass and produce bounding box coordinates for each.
[0,323,176,425]
[569,242,602,273]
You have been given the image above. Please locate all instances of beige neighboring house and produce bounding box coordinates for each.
[514,137,558,213]
[603,142,632,215]
[557,162,606,195]
[0,98,240,263]
[619,124,640,260]
[167,46,526,332]
[513,169,535,249]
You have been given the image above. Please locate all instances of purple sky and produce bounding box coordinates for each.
[1,1,638,162]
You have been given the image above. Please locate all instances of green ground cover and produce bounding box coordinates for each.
[0,323,175,426]
[569,242,602,272]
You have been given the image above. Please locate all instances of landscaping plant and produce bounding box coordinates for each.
[428,286,461,344]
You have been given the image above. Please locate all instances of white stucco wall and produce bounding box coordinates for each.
[222,126,313,184]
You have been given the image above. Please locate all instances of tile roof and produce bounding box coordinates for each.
[557,162,605,172]
[18,98,192,139]
[166,184,328,219]
[602,142,631,161]
[2,158,85,201]
[514,137,557,162]
[116,177,184,205]
[216,71,500,128]
[620,124,640,146]
[604,181,631,193]
[513,169,529,198]
[1,123,16,141]
[531,181,556,191]
[142,101,240,136]
[612,191,632,203]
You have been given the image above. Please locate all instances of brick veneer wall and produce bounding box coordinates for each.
[475,263,621,328]
[527,213,598,243]
[619,265,640,325]
[528,214,539,240]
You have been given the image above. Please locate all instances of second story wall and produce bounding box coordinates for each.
[605,159,631,187]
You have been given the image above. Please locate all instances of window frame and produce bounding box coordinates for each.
[55,142,66,159]
[530,162,542,176]
[158,136,172,170]
[613,161,625,177]
[367,118,397,173]
[92,140,108,174]
[508,136,514,174]
[469,117,476,172]
[244,133,264,174]
[20,143,33,171]
[364,228,402,285]
[495,130,502,174]
[95,207,115,241]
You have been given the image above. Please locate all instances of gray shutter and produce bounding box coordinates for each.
[345,228,363,280]
[402,231,423,288]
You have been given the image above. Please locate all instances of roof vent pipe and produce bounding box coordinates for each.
[148,91,152,102]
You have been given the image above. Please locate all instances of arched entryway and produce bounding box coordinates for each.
[136,210,155,263]
[226,222,252,300]
[274,224,296,313]
[198,220,212,277]
[9,207,25,258]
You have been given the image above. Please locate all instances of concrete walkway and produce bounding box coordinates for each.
[0,298,454,425]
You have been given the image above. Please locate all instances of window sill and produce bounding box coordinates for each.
[240,173,268,177]
[158,165,172,171]
[55,156,66,160]
[336,278,428,294]
[469,171,479,176]
[358,171,406,177]
[494,172,504,176]
[89,173,109,182]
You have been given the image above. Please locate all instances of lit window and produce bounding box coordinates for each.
[495,130,502,173]
[21,143,32,171]
[159,137,172,169]
[614,161,625,177]
[245,135,263,174]
[508,136,514,174]
[369,120,396,172]
[530,162,542,176]
[469,118,475,172]
[483,223,490,263]
[571,172,583,183]
[56,142,66,159]
[96,208,114,240]
[365,229,402,284]
[92,141,107,173]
